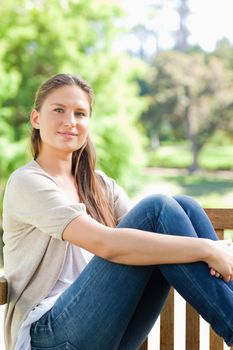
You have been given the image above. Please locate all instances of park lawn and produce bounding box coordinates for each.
[148,143,233,170]
[136,170,233,207]
[134,168,233,237]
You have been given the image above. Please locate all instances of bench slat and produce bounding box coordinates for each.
[160,288,174,350]
[186,303,199,350]
[215,229,224,240]
[205,209,233,230]
[210,328,223,350]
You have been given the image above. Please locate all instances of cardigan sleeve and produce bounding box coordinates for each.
[3,167,87,241]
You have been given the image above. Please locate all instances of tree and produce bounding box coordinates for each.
[0,0,146,190]
[142,50,233,171]
[0,0,149,265]
[214,38,233,70]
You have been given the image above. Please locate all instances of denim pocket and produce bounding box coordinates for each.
[31,342,78,350]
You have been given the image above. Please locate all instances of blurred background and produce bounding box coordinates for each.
[0,0,233,269]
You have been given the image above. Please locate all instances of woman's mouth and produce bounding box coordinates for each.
[57,131,78,137]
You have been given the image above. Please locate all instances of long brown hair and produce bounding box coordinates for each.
[31,73,116,227]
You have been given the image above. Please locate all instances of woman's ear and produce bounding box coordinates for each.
[30,109,40,129]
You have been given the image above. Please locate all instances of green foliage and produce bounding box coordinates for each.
[0,0,149,266]
[142,49,233,170]
[215,38,233,70]
[0,0,147,195]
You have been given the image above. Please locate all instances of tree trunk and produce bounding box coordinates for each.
[184,88,200,172]
[189,140,201,173]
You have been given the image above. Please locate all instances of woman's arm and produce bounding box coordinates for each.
[63,215,233,282]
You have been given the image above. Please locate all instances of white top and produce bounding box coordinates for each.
[15,244,94,350]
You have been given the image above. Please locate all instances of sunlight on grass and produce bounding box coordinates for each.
[148,143,233,170]
[200,145,233,170]
[134,170,233,208]
[134,169,233,238]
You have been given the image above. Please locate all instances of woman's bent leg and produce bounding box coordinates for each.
[31,195,174,350]
[174,195,233,290]
[156,195,233,346]
[31,193,196,350]
[118,195,233,347]
[30,256,155,350]
[31,195,233,349]
[173,195,219,240]
[117,267,169,350]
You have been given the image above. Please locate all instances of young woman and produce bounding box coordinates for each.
[3,73,233,350]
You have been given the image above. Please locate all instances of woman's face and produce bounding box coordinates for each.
[31,85,91,156]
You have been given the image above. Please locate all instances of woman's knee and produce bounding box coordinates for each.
[135,194,184,221]
[118,194,178,230]
[173,195,203,214]
[136,194,196,235]
[137,194,177,211]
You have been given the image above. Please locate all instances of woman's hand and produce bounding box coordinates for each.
[206,239,233,282]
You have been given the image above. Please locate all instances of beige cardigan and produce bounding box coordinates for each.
[2,160,131,349]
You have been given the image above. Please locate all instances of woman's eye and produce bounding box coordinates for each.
[54,108,64,113]
[75,112,85,117]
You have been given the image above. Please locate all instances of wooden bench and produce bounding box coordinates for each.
[1,208,233,350]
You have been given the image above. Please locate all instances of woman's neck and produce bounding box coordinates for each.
[36,151,80,202]
[36,150,73,178]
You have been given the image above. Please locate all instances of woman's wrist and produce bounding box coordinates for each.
[201,239,216,265]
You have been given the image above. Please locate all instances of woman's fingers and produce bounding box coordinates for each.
[210,267,215,276]
[210,267,221,278]
[224,274,232,283]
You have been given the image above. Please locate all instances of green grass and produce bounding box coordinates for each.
[133,169,233,237]
[200,145,233,170]
[148,143,191,168]
[148,143,233,170]
[135,171,233,207]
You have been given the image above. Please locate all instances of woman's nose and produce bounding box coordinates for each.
[63,112,76,127]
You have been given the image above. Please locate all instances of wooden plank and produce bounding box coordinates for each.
[0,276,7,305]
[186,303,199,350]
[215,229,224,240]
[160,288,174,350]
[210,327,223,350]
[139,338,148,350]
[205,209,233,230]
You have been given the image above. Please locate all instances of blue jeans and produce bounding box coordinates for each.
[30,195,233,349]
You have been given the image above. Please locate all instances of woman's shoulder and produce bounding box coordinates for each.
[6,160,57,190]
[96,169,117,189]
[96,170,132,216]
[96,169,110,182]
[96,170,130,200]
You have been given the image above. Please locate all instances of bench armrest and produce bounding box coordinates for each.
[0,276,7,305]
